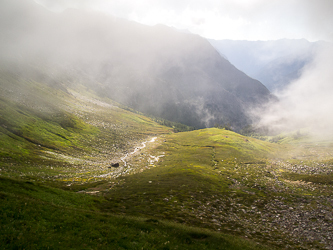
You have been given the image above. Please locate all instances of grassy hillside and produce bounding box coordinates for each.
[0,68,172,182]
[99,129,333,250]
[1,70,333,249]
[1,176,268,250]
[0,70,270,249]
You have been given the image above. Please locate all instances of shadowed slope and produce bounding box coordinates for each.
[0,0,272,130]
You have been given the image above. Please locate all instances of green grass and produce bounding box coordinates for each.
[0,70,269,249]
[100,128,333,249]
[100,129,285,246]
[0,69,171,180]
[0,70,272,249]
[0,177,267,250]
[1,69,333,249]
[283,173,333,185]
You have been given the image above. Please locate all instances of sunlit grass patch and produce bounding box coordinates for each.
[283,172,333,185]
[0,71,173,184]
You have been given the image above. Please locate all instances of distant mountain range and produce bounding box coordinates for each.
[0,0,273,130]
[209,39,325,91]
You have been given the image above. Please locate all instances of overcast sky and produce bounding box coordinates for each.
[34,0,333,41]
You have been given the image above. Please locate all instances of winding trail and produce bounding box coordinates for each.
[97,137,158,178]
[121,137,157,166]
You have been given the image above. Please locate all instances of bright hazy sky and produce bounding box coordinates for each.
[34,0,333,42]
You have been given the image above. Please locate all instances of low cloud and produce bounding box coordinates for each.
[34,0,333,41]
[254,42,333,137]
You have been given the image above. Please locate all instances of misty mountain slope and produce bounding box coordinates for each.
[255,54,312,91]
[0,0,272,130]
[1,67,333,249]
[0,67,176,181]
[209,39,322,91]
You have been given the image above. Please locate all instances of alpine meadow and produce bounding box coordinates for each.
[1,0,333,250]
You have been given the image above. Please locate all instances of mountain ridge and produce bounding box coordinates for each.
[209,38,323,91]
[1,2,333,250]
[0,0,273,130]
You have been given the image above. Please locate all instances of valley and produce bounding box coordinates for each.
[1,1,333,249]
[1,71,332,249]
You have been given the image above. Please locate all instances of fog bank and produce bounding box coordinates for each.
[255,42,333,137]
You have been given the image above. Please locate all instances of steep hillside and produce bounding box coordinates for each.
[0,64,270,249]
[0,0,272,130]
[2,1,333,250]
[1,68,332,249]
[0,67,176,182]
[209,39,322,91]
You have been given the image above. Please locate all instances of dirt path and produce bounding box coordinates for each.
[120,137,157,166]
[97,136,160,178]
